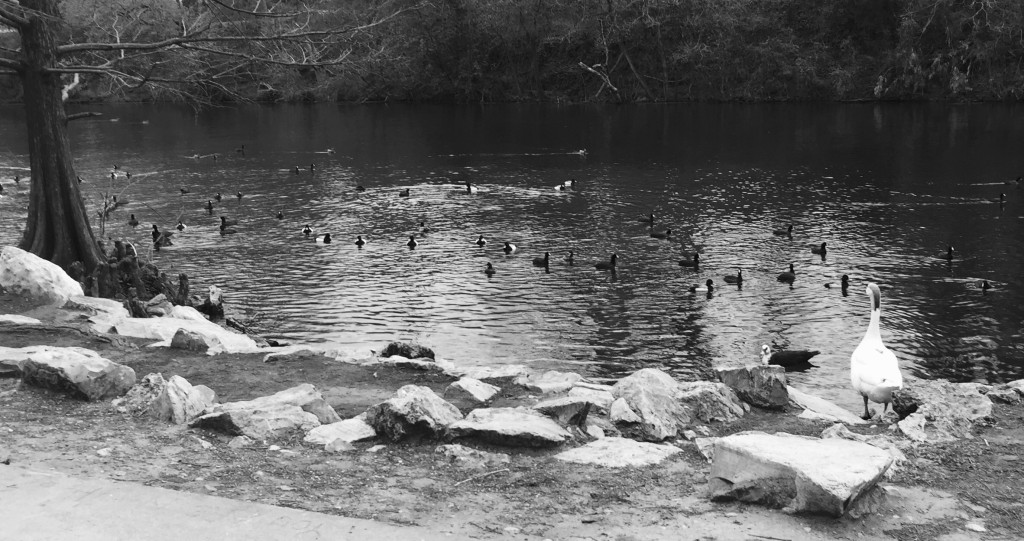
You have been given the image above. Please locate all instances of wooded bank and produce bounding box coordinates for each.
[2,0,1023,103]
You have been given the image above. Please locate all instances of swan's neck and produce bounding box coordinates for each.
[865,307,881,341]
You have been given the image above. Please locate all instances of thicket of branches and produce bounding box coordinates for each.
[3,0,1024,103]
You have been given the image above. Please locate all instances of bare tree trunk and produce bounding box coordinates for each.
[17,0,104,273]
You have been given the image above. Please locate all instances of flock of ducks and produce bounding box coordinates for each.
[6,162,1014,421]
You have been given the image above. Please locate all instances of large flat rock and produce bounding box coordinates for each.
[611,368,690,441]
[709,432,893,516]
[788,386,867,425]
[304,417,377,445]
[555,437,681,467]
[190,384,336,440]
[114,309,261,354]
[447,407,572,448]
[365,385,463,441]
[1,345,135,401]
[0,246,83,305]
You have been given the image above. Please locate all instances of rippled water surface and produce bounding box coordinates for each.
[2,103,1023,408]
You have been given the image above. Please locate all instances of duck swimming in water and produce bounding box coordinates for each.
[315,233,332,244]
[773,224,793,237]
[679,253,700,268]
[355,235,366,247]
[475,235,486,246]
[689,279,714,293]
[176,220,187,232]
[302,225,312,237]
[761,344,819,370]
[850,283,904,420]
[777,263,796,283]
[595,253,617,271]
[407,235,418,249]
[723,269,742,284]
[533,252,550,267]
[484,262,495,276]
[127,214,139,227]
[503,242,517,254]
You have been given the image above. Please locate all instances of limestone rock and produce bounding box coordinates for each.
[567,384,615,412]
[325,439,356,453]
[611,368,689,441]
[144,294,174,317]
[459,364,529,386]
[118,373,167,414]
[114,313,260,354]
[152,375,213,424]
[435,443,510,469]
[378,355,455,373]
[3,345,135,400]
[678,381,748,423]
[194,385,217,405]
[0,314,42,325]
[365,385,463,441]
[380,342,435,360]
[304,417,377,445]
[694,437,717,462]
[191,404,320,440]
[263,347,319,363]
[788,386,866,425]
[444,378,500,410]
[516,370,583,394]
[169,329,211,353]
[555,437,681,467]
[190,384,336,439]
[820,423,906,477]
[447,407,572,447]
[532,396,593,425]
[987,380,1024,405]
[716,364,788,409]
[892,380,993,442]
[0,246,84,305]
[609,397,642,424]
[63,295,130,333]
[708,432,894,516]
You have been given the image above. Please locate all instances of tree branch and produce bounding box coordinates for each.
[205,0,309,19]
[67,112,104,121]
[0,57,22,71]
[0,1,30,28]
[58,4,421,55]
[177,42,351,68]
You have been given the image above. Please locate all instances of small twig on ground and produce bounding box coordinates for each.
[750,535,791,541]
[454,468,510,488]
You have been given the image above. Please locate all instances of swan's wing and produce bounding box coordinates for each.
[851,343,903,389]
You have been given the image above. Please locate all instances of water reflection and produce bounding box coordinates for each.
[1,102,1023,411]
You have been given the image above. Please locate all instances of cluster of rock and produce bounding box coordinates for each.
[3,244,1021,519]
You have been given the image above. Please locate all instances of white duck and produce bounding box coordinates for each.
[850,282,904,420]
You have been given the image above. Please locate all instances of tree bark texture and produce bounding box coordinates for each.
[17,0,105,272]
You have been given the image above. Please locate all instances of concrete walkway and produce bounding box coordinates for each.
[0,467,449,541]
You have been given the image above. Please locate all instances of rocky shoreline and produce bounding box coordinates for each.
[3,245,1023,540]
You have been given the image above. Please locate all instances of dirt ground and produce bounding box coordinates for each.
[1,291,1021,540]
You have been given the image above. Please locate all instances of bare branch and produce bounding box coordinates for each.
[205,0,308,19]
[58,3,422,55]
[67,112,104,121]
[0,1,30,28]
[0,57,21,71]
[177,42,351,68]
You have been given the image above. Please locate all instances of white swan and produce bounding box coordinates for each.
[850,282,904,420]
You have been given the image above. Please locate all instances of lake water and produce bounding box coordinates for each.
[1,102,1022,410]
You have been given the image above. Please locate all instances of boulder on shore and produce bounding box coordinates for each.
[715,365,788,409]
[555,436,681,468]
[152,375,215,424]
[788,386,866,425]
[1,345,135,401]
[304,416,377,446]
[892,380,993,442]
[379,342,435,360]
[447,407,572,448]
[678,381,748,423]
[190,383,337,440]
[611,368,690,442]
[365,385,463,441]
[0,246,84,305]
[516,370,584,394]
[708,431,894,517]
[444,377,500,410]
